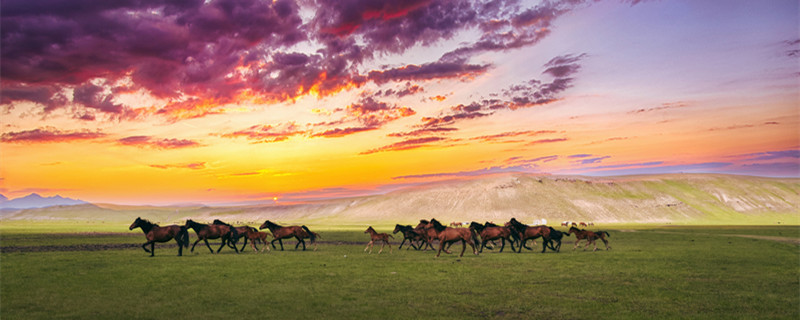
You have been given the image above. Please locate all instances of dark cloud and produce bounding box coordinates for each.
[368,61,490,84]
[0,127,106,143]
[220,122,307,144]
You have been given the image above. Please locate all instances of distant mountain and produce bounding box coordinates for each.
[0,193,89,209]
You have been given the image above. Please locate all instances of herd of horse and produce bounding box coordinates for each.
[129,217,610,257]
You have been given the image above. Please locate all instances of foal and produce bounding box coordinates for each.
[364,226,393,254]
[568,226,611,251]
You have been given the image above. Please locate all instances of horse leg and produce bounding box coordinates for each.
[459,239,467,257]
[203,238,215,253]
[602,238,611,250]
[499,238,505,253]
[435,240,446,258]
[365,240,373,253]
[148,242,155,257]
[175,239,183,256]
[141,242,152,254]
[240,237,248,252]
[297,237,306,251]
[191,239,202,252]
[378,241,385,254]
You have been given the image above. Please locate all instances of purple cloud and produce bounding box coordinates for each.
[1,127,106,143]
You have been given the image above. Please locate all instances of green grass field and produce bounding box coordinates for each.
[1,224,798,319]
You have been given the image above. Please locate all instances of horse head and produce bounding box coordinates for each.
[427,218,446,232]
[129,217,142,230]
[365,226,375,234]
[393,224,403,234]
[259,220,279,230]
[469,221,485,232]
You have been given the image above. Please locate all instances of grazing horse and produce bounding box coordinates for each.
[212,219,252,251]
[364,226,393,254]
[129,217,189,257]
[185,219,239,254]
[393,224,425,250]
[242,227,271,253]
[259,220,316,251]
[469,222,516,253]
[579,222,587,227]
[568,226,611,251]
[425,218,479,258]
[414,220,440,251]
[506,218,551,253]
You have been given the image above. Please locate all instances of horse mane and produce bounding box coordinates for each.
[484,221,500,227]
[429,218,446,232]
[469,221,485,232]
[212,219,234,228]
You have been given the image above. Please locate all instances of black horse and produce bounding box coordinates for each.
[393,224,425,250]
[544,227,570,252]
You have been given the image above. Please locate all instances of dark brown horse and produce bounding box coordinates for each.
[506,218,551,253]
[364,226,393,254]
[544,227,570,252]
[568,226,611,251]
[393,224,425,250]
[469,221,516,253]
[185,219,239,254]
[129,217,189,257]
[212,219,253,251]
[259,220,317,251]
[425,218,479,258]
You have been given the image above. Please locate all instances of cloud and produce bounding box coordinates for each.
[525,138,568,146]
[469,130,558,143]
[736,149,800,161]
[0,127,106,143]
[360,136,447,155]
[2,0,600,123]
[220,122,307,144]
[117,136,201,149]
[628,102,690,114]
[149,162,206,170]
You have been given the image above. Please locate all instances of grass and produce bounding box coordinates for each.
[1,225,799,319]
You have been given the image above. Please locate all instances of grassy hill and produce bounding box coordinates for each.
[1,173,798,226]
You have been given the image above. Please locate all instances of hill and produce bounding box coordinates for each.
[0,193,89,209]
[1,174,798,225]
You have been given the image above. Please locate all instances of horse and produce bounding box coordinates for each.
[567,226,610,251]
[506,218,551,253]
[129,217,189,257]
[424,218,479,258]
[414,220,440,251]
[259,220,317,251]
[579,222,587,227]
[469,221,516,253]
[561,221,569,227]
[543,227,570,252]
[212,219,252,251]
[393,224,424,250]
[364,226,393,254]
[242,227,271,253]
[185,219,239,254]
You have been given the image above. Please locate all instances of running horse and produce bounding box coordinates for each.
[469,221,516,253]
[364,226,393,254]
[424,218,479,258]
[213,219,252,252]
[259,220,317,251]
[185,219,239,254]
[242,227,271,253]
[567,226,611,251]
[129,217,189,257]
[414,219,440,251]
[544,227,570,252]
[506,218,551,253]
[393,224,424,250]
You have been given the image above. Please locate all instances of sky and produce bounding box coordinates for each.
[1,0,798,205]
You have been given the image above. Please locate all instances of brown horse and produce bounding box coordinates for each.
[129,217,189,257]
[469,221,516,253]
[213,219,253,251]
[259,220,317,251]
[242,227,271,253]
[393,224,425,250]
[185,219,239,254]
[364,226,393,254]
[425,218,479,258]
[506,218,551,253]
[414,219,440,251]
[568,226,611,251]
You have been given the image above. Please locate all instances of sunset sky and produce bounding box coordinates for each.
[1,0,798,205]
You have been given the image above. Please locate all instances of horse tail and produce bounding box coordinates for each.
[229,226,239,244]
[302,225,316,243]
[179,226,190,248]
[469,228,480,249]
[601,231,610,237]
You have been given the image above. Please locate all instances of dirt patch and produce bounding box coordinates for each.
[1,243,139,253]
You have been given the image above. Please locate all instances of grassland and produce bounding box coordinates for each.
[2,224,798,319]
